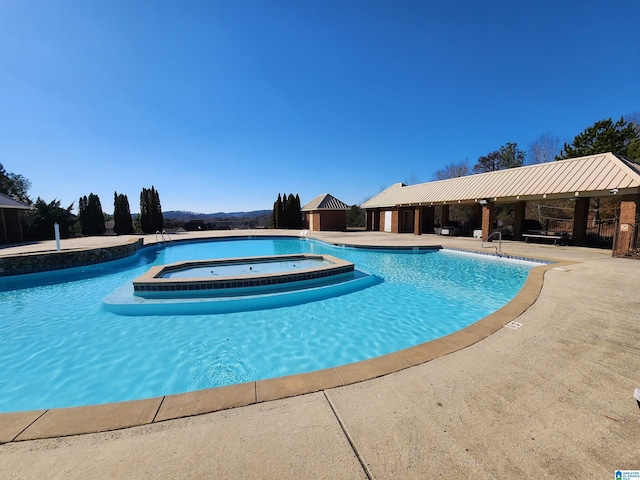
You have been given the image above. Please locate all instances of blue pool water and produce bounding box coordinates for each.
[162,257,331,278]
[0,237,537,413]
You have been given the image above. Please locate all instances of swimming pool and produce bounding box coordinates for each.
[0,237,537,413]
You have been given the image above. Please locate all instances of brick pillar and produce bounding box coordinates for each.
[481,203,495,240]
[513,201,526,240]
[414,207,422,235]
[614,194,640,256]
[572,197,589,245]
[391,209,399,233]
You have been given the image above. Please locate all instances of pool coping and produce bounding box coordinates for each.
[0,238,574,443]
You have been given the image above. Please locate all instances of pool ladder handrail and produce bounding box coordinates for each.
[481,230,502,254]
[155,230,172,244]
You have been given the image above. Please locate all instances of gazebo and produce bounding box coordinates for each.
[0,192,31,245]
[302,194,350,232]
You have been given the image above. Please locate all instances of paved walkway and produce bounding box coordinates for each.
[1,231,639,478]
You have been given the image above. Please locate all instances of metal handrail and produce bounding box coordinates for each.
[481,230,502,253]
[155,230,172,244]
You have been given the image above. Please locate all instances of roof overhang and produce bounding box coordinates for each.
[361,153,640,209]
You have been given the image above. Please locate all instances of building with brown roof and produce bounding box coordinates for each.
[361,152,640,255]
[302,194,350,231]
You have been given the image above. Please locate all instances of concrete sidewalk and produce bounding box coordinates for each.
[1,231,638,478]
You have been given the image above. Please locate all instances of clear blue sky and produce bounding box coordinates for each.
[1,0,639,213]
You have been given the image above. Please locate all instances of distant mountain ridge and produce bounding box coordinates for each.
[162,210,271,221]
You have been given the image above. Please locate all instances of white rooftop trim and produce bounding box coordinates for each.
[362,153,640,208]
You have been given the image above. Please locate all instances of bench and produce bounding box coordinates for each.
[522,233,563,245]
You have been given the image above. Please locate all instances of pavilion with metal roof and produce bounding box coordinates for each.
[302,193,350,232]
[361,152,640,254]
[0,192,31,245]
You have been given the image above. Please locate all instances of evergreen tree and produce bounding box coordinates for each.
[151,186,164,232]
[88,193,106,235]
[499,142,525,169]
[139,186,164,233]
[473,143,524,173]
[290,194,302,228]
[272,193,282,228]
[281,192,287,228]
[78,196,88,235]
[294,194,303,228]
[139,188,151,233]
[285,193,301,228]
[78,193,106,235]
[271,192,302,228]
[557,117,639,159]
[628,138,640,161]
[346,205,365,227]
[113,192,134,234]
[23,198,75,240]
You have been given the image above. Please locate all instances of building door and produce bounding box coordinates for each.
[384,211,392,232]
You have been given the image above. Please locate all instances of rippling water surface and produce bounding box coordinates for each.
[0,237,535,412]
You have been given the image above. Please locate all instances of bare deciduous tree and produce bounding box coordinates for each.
[431,159,471,180]
[527,132,560,164]
[403,173,420,185]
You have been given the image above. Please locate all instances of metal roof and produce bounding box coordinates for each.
[302,193,350,211]
[0,192,31,209]
[362,153,640,208]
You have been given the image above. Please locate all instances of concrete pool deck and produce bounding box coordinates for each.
[1,230,639,478]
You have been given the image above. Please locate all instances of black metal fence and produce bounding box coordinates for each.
[538,218,618,247]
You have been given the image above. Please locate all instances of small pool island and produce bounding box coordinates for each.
[132,254,354,297]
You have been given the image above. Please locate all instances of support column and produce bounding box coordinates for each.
[391,209,399,233]
[414,207,422,235]
[481,203,495,240]
[572,197,590,245]
[619,194,639,223]
[513,201,526,240]
[614,194,640,256]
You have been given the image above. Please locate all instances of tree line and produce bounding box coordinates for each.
[0,166,166,240]
[272,193,303,229]
[431,115,640,181]
[3,114,638,240]
[270,193,366,229]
